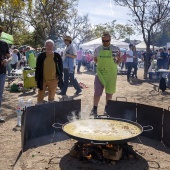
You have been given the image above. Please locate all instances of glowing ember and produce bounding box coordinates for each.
[70,142,140,164]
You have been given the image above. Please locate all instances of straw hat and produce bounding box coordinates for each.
[101,31,111,37]
[63,35,72,41]
[13,49,18,53]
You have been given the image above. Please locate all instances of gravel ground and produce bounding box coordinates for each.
[0,67,170,170]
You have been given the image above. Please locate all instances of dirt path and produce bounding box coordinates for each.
[0,67,170,170]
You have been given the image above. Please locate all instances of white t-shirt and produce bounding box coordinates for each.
[11,53,18,64]
[126,49,133,62]
[94,44,120,58]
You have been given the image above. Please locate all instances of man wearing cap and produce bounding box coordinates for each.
[0,26,11,123]
[91,31,122,116]
[58,35,82,95]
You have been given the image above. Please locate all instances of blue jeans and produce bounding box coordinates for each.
[126,62,133,79]
[63,57,74,72]
[61,68,81,94]
[167,73,170,87]
[0,74,6,107]
[77,60,82,72]
[6,63,11,76]
[132,62,138,77]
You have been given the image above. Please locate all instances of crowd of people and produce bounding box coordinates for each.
[120,45,170,81]
[5,45,49,76]
[75,48,94,72]
[0,27,122,122]
[1,23,170,122]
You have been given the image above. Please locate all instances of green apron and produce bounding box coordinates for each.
[28,52,36,68]
[97,47,117,94]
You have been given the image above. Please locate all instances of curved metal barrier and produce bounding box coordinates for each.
[21,99,81,152]
[107,99,170,147]
[21,98,170,152]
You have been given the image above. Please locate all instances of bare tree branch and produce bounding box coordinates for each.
[113,0,170,78]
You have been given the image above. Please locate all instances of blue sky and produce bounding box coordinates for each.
[77,0,143,40]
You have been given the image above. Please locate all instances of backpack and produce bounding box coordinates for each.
[159,77,166,92]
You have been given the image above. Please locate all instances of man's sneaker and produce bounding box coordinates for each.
[58,91,66,95]
[90,108,97,117]
[127,78,130,82]
[77,71,81,73]
[0,117,5,123]
[75,89,82,95]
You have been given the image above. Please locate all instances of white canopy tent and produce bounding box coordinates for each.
[136,41,159,51]
[80,37,129,50]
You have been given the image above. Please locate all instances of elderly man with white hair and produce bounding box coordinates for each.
[35,39,63,104]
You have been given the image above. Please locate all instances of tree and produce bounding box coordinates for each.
[0,0,93,48]
[21,0,78,47]
[0,0,26,34]
[13,30,35,47]
[113,0,170,78]
[0,0,33,9]
[21,0,94,48]
[67,15,94,49]
[151,21,170,47]
[0,0,34,46]
[114,24,135,40]
[93,21,134,40]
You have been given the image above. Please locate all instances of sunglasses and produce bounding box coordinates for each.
[102,40,110,43]
[64,39,69,41]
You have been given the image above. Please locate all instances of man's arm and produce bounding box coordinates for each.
[25,52,29,60]
[3,53,11,65]
[126,50,133,58]
[66,53,76,59]
[65,46,77,59]
[116,48,122,64]
[93,48,98,63]
[6,53,11,59]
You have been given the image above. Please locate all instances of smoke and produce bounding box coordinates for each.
[67,111,79,122]
[79,105,92,120]
[67,105,94,122]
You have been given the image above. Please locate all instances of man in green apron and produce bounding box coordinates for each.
[91,31,122,117]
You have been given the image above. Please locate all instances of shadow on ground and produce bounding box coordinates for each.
[58,153,148,170]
